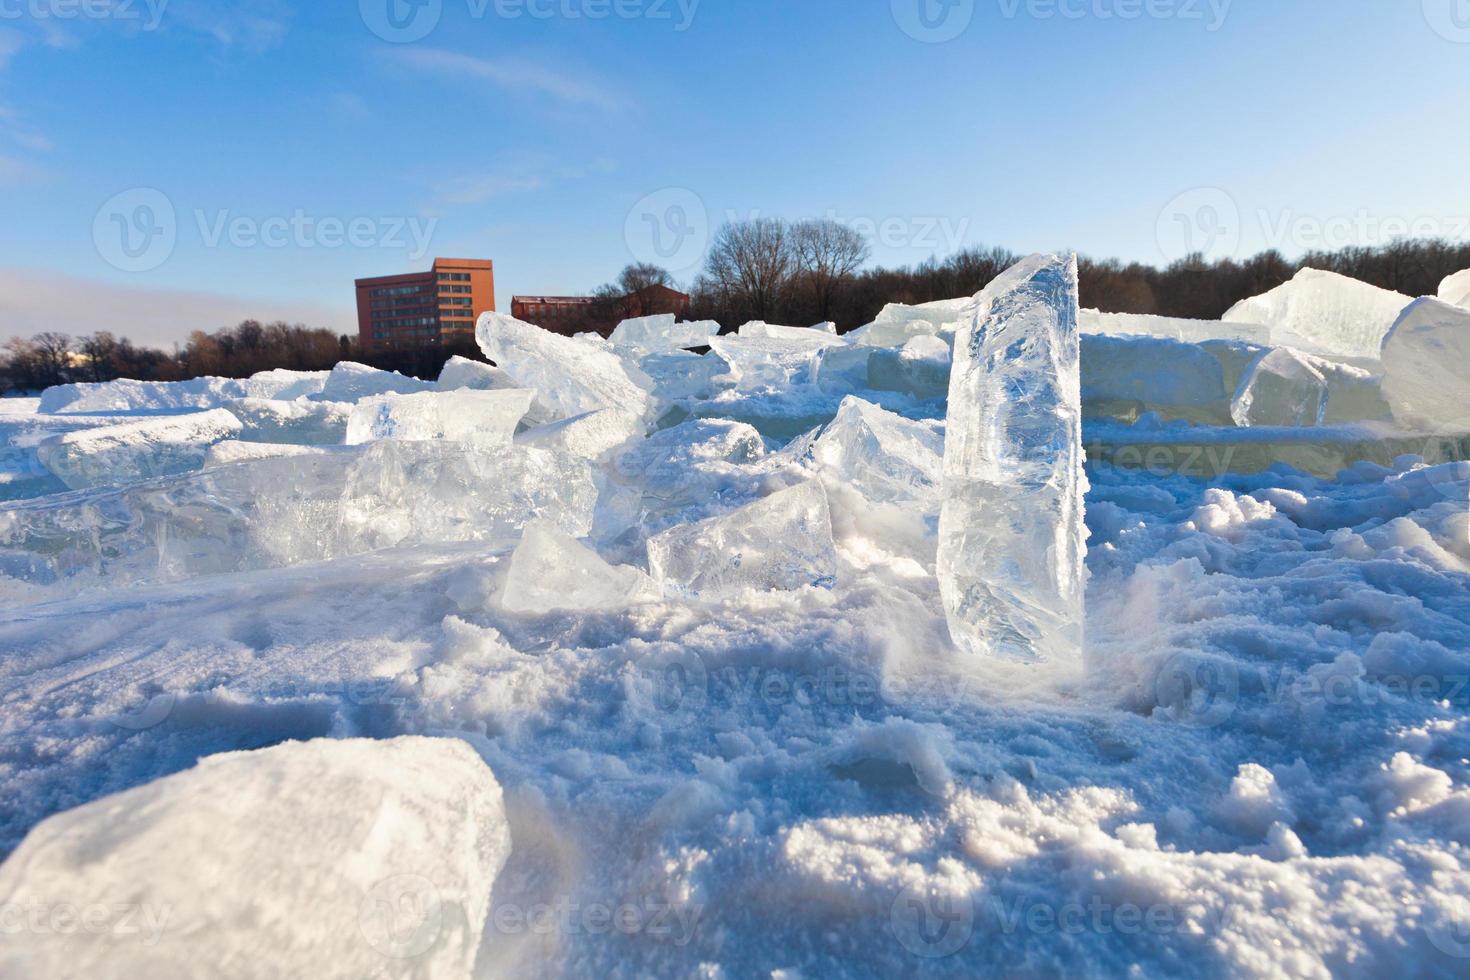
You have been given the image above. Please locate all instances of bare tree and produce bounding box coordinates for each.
[80,332,120,383]
[703,218,796,322]
[616,262,674,296]
[792,219,869,323]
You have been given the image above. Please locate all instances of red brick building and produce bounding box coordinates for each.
[355,258,495,351]
[512,284,691,338]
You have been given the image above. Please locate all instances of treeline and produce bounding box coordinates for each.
[5,234,1468,393]
[1,322,354,394]
[689,223,1470,329]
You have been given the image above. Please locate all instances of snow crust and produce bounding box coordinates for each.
[2,253,1469,978]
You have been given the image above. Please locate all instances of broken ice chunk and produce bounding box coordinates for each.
[937,253,1086,666]
[35,408,243,490]
[477,312,655,422]
[1381,297,1470,430]
[0,737,509,979]
[226,397,352,445]
[708,332,844,389]
[203,441,331,468]
[1439,269,1470,309]
[1230,348,1329,428]
[813,344,874,393]
[635,349,731,402]
[36,370,328,414]
[610,315,721,350]
[737,321,839,340]
[344,388,535,448]
[1223,268,1411,360]
[514,408,642,460]
[851,297,974,347]
[1081,335,1230,424]
[314,361,434,402]
[437,355,519,392]
[812,396,944,505]
[867,335,953,400]
[647,480,838,598]
[1080,309,1268,345]
[502,519,657,613]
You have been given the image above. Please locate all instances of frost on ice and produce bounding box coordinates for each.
[0,737,510,979]
[938,253,1086,665]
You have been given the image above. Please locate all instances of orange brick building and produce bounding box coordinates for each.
[355,258,495,351]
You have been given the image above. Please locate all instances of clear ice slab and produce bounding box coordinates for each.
[937,253,1086,666]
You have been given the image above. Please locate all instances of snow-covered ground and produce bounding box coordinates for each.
[1,260,1469,978]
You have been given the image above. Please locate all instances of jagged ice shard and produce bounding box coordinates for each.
[937,253,1086,666]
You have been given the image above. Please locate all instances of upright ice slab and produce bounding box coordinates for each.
[0,737,510,979]
[937,254,1086,665]
[1381,298,1470,430]
[477,312,655,422]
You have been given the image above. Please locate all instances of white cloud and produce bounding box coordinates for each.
[432,153,616,206]
[0,268,351,349]
[385,47,628,112]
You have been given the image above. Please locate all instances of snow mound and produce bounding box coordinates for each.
[0,737,510,979]
[1223,268,1411,360]
[37,370,328,414]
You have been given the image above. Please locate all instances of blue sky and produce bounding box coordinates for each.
[1,0,1467,344]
